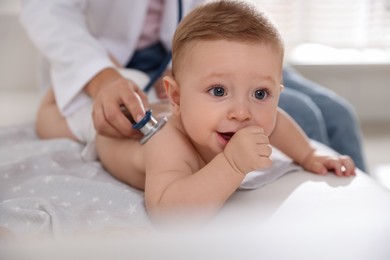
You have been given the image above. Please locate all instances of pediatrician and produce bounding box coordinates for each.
[20,0,366,171]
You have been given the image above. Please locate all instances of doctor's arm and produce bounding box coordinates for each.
[20,0,148,138]
[269,109,355,176]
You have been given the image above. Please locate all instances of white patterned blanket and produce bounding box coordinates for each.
[0,124,150,239]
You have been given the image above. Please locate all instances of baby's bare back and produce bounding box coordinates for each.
[96,101,172,190]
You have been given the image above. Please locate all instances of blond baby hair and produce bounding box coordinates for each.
[171,0,284,75]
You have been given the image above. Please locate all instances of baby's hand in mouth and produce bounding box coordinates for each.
[222,126,272,175]
[218,132,235,142]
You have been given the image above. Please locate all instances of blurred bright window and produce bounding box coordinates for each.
[252,0,390,64]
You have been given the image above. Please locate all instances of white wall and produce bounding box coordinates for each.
[0,0,38,91]
[0,0,40,126]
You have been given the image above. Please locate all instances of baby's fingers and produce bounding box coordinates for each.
[324,156,355,177]
[257,144,272,157]
[309,162,328,176]
[339,156,356,177]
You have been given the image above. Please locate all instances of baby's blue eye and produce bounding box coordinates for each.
[254,89,268,100]
[210,86,225,97]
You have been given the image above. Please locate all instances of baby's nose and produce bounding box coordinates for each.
[227,102,251,121]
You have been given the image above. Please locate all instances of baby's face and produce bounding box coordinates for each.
[175,39,283,160]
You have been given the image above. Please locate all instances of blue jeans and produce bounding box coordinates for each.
[279,66,366,172]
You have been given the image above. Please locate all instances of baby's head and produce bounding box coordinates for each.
[171,0,284,78]
[165,0,285,160]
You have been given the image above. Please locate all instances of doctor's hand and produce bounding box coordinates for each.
[301,149,356,177]
[85,68,149,138]
[223,126,272,176]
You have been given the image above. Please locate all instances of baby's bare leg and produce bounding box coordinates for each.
[96,135,145,190]
[35,88,78,141]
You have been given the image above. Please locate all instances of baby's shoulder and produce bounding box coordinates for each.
[144,119,201,168]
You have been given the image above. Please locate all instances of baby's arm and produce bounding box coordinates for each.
[144,124,271,222]
[269,108,355,177]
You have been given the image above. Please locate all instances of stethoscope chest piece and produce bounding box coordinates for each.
[132,110,167,144]
[120,105,167,144]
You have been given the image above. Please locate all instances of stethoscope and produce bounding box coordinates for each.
[122,0,183,144]
[143,0,183,93]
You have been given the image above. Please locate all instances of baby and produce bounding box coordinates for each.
[96,0,355,223]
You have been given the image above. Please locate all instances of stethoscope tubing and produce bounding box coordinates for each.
[143,0,183,93]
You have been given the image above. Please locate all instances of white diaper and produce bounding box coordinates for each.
[66,99,95,144]
[66,99,98,161]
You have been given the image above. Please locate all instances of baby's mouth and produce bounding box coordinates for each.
[218,132,235,142]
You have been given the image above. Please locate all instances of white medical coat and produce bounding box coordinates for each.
[20,0,202,116]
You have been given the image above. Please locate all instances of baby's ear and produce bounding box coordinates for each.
[163,75,181,115]
[280,84,285,92]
